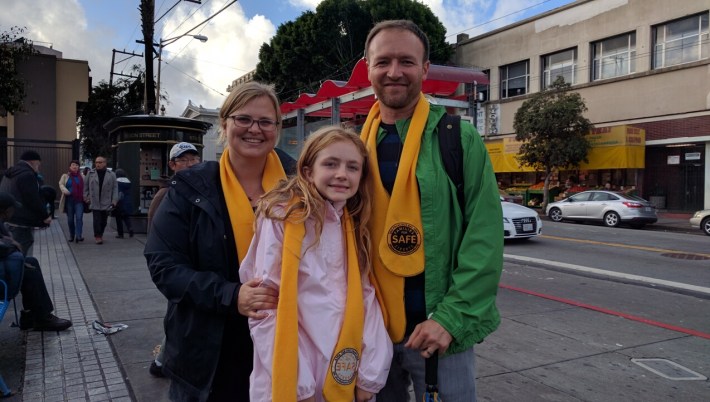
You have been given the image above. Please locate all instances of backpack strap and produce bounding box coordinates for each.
[437,114,464,210]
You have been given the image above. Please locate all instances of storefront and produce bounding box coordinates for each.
[487,125,646,207]
[105,115,211,232]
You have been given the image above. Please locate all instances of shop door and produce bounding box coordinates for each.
[683,161,704,211]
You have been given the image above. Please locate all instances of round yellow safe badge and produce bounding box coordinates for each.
[331,348,359,385]
[387,223,421,255]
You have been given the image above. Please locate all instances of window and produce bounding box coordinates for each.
[570,192,591,202]
[653,12,709,69]
[500,61,529,98]
[592,32,636,80]
[465,69,489,102]
[542,48,576,87]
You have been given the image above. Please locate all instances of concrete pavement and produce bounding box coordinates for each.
[0,211,707,401]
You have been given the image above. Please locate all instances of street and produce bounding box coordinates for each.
[475,221,710,401]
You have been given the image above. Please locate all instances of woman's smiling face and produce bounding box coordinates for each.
[223,95,279,161]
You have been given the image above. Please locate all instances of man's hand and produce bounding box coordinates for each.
[237,278,278,319]
[404,319,453,358]
[355,387,374,402]
[43,217,52,225]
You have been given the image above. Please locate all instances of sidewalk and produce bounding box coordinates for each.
[0,214,168,402]
[0,211,707,401]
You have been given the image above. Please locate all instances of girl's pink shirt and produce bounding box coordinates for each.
[239,201,392,402]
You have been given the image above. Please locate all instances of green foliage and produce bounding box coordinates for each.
[513,77,593,207]
[0,26,38,116]
[79,66,145,159]
[254,0,453,101]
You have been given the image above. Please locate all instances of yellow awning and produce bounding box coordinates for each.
[485,125,645,173]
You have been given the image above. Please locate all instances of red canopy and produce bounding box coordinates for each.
[280,59,488,118]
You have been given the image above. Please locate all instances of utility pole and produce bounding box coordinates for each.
[140,0,156,114]
[109,49,142,87]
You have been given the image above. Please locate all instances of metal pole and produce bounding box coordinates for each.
[156,43,163,115]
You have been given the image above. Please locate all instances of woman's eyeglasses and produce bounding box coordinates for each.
[229,115,279,132]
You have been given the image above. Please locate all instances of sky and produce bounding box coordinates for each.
[3,0,576,116]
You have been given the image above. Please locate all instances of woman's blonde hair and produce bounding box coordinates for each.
[256,125,372,272]
[218,81,282,146]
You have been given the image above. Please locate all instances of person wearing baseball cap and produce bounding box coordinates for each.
[146,142,200,378]
[0,150,52,256]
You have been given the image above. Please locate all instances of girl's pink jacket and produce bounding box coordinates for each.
[240,201,392,402]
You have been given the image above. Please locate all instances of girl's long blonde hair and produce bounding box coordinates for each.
[256,125,372,272]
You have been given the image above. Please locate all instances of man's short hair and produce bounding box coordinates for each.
[20,150,42,162]
[364,19,430,62]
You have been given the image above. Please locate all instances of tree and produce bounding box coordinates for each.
[0,26,38,116]
[79,67,145,160]
[513,77,593,209]
[254,0,453,101]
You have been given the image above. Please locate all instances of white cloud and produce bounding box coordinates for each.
[287,0,323,10]
[156,2,277,114]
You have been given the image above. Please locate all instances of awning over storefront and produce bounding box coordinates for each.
[280,58,489,118]
[485,125,646,173]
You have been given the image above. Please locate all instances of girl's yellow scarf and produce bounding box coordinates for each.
[360,93,430,342]
[219,149,286,263]
[273,208,364,401]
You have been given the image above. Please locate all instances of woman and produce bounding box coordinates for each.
[58,160,85,243]
[144,82,295,402]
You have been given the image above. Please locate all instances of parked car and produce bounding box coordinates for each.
[502,197,542,239]
[689,209,710,236]
[545,190,657,229]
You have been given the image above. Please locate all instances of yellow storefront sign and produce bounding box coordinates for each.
[485,125,645,172]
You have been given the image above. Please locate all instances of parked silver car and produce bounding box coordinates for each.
[546,190,657,229]
[502,197,542,239]
[689,209,710,236]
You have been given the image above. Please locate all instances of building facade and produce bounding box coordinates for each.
[180,100,220,161]
[0,43,90,190]
[454,0,709,211]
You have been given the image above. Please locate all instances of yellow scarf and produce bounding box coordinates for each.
[273,208,364,402]
[360,93,430,342]
[219,149,286,263]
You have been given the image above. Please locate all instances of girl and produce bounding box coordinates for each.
[58,160,85,243]
[240,126,392,402]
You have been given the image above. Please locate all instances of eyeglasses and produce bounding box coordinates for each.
[174,156,200,164]
[229,115,279,132]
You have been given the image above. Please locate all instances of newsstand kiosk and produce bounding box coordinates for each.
[104,114,212,233]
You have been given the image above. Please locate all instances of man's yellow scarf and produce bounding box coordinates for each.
[272,208,364,401]
[219,149,286,263]
[360,93,430,342]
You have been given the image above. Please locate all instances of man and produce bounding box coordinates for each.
[0,192,72,331]
[147,142,200,229]
[0,150,52,256]
[146,142,200,378]
[83,156,118,244]
[361,20,503,401]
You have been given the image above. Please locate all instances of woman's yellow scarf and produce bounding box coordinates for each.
[273,208,364,401]
[219,149,286,263]
[360,93,430,342]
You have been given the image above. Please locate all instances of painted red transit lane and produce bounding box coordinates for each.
[499,283,710,340]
